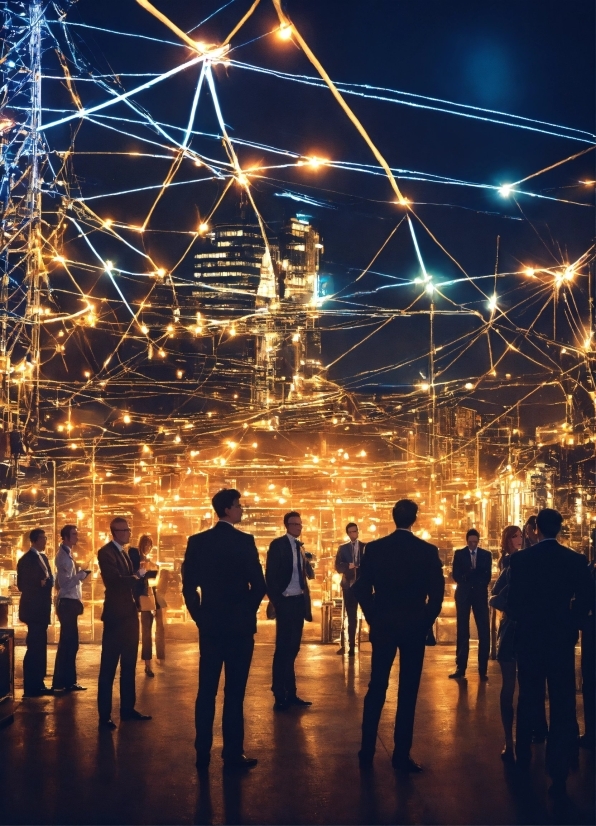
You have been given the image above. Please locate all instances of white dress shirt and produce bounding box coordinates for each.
[55,544,87,600]
[283,533,303,596]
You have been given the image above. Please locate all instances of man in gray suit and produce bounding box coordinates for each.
[335,522,365,656]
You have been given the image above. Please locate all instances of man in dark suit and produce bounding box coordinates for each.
[266,511,315,711]
[449,528,492,680]
[183,488,266,771]
[507,508,592,796]
[17,528,54,697]
[335,522,365,657]
[97,517,152,729]
[354,499,444,772]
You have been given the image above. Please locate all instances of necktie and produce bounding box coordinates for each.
[295,540,305,590]
[471,550,476,569]
[353,542,359,568]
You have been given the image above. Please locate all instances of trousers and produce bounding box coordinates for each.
[342,586,359,650]
[517,638,578,779]
[140,609,166,661]
[361,626,426,760]
[52,599,81,689]
[23,622,48,694]
[195,630,254,761]
[97,614,139,720]
[271,595,305,700]
[455,587,490,674]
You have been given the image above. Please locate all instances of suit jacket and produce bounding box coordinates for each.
[17,549,54,625]
[97,541,139,623]
[452,546,492,597]
[506,539,593,648]
[182,520,266,637]
[335,540,366,589]
[353,529,444,638]
[266,535,315,622]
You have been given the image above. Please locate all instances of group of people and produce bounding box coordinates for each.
[16,523,168,705]
[15,490,594,798]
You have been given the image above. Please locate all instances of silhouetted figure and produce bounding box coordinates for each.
[335,522,365,657]
[449,528,492,680]
[97,517,152,729]
[183,488,266,771]
[354,499,444,771]
[580,560,595,751]
[52,524,90,692]
[17,528,54,697]
[266,511,315,711]
[507,508,592,797]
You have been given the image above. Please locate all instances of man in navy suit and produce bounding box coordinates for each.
[507,508,592,796]
[183,488,266,771]
[97,517,151,729]
[335,522,365,657]
[449,528,492,680]
[17,528,54,697]
[354,499,444,771]
[266,511,315,711]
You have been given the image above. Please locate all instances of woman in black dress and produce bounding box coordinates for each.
[490,525,523,762]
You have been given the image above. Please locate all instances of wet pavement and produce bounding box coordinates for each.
[1,624,594,825]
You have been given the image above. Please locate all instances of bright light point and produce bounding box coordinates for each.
[397,197,410,206]
[425,282,434,295]
[105,260,113,271]
[306,156,328,169]
[563,266,574,281]
[103,219,113,228]
[277,23,293,40]
[584,335,593,351]
[488,295,498,311]
[236,173,248,186]
[420,382,430,392]
[156,268,166,277]
[524,267,536,277]
[123,414,131,424]
[229,327,236,337]
[198,222,209,234]
[465,382,474,390]
[53,255,65,264]
[140,325,148,335]
[499,184,513,197]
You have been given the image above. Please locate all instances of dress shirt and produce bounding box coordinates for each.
[113,540,145,576]
[31,547,51,577]
[470,549,477,569]
[55,544,87,601]
[283,533,303,596]
[352,541,360,568]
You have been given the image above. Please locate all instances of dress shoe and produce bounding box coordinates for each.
[479,673,489,681]
[500,746,515,763]
[448,670,466,679]
[99,718,117,730]
[287,695,312,706]
[144,666,155,678]
[120,709,152,721]
[336,647,345,655]
[23,687,53,698]
[68,683,87,692]
[273,700,289,711]
[392,756,423,773]
[223,755,258,770]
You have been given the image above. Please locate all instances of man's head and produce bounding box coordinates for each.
[466,528,480,551]
[60,524,78,548]
[29,528,47,552]
[536,508,563,540]
[284,511,302,538]
[346,522,359,542]
[392,499,418,530]
[212,488,243,524]
[110,517,131,544]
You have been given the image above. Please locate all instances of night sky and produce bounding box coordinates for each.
[38,0,596,429]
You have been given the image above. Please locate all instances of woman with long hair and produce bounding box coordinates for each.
[522,515,539,549]
[129,534,164,677]
[490,525,523,761]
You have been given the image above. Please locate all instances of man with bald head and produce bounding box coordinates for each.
[97,517,152,729]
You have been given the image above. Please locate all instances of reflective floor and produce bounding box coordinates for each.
[1,628,594,825]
